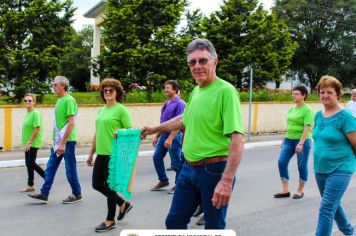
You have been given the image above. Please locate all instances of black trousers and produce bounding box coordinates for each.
[25,147,45,186]
[92,155,125,221]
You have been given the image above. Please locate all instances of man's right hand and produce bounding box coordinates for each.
[87,155,94,166]
[141,126,156,140]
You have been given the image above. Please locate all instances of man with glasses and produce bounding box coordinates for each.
[150,80,185,193]
[141,39,245,229]
[27,76,83,203]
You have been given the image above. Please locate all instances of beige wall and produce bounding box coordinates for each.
[1,103,325,150]
[255,103,323,133]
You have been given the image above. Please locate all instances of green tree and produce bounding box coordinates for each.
[273,0,356,89]
[202,0,297,89]
[180,9,204,39]
[98,0,189,94]
[59,25,93,92]
[0,0,75,100]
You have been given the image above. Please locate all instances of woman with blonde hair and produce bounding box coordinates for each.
[20,94,45,192]
[87,78,133,233]
[313,75,356,236]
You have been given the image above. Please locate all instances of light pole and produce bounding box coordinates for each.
[247,66,253,142]
[243,66,253,142]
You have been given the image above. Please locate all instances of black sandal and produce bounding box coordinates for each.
[95,222,116,232]
[274,192,290,198]
[292,192,304,199]
[117,202,133,221]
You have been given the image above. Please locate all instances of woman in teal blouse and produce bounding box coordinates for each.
[313,75,356,236]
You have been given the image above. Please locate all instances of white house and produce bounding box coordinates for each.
[84,0,107,87]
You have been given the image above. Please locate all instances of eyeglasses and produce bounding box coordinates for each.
[24,100,33,103]
[104,88,115,94]
[187,58,210,67]
[292,92,302,96]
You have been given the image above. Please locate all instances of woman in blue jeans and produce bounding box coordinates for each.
[313,75,356,236]
[274,85,314,199]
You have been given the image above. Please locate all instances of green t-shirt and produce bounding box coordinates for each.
[182,78,244,162]
[313,110,356,174]
[95,103,133,155]
[285,104,314,139]
[52,94,78,141]
[22,109,43,148]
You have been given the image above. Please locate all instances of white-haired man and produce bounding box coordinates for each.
[346,89,356,117]
[141,39,245,229]
[27,76,82,203]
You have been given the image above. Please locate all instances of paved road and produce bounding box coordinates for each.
[0,145,355,236]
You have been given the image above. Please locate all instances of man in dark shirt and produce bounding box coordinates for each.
[151,80,186,193]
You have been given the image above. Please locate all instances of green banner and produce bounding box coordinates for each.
[108,128,141,199]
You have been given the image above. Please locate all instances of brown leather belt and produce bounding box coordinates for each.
[186,156,228,167]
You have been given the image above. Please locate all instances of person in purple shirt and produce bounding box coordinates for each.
[151,80,186,193]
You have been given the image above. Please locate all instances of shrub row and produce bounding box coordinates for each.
[0,89,350,105]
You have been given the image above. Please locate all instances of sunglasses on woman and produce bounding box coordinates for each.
[104,88,115,94]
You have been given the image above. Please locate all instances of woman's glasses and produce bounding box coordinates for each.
[104,88,115,94]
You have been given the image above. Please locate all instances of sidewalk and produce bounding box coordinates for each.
[0,133,283,168]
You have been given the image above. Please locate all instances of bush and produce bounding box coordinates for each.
[41,92,102,105]
[0,95,10,105]
[124,90,148,103]
[150,91,166,103]
[0,89,350,105]
[125,89,190,103]
[239,89,330,102]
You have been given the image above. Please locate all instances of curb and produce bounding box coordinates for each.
[0,141,281,168]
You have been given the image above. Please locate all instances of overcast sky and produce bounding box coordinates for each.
[72,0,274,30]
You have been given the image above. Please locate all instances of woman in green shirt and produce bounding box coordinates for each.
[274,85,314,199]
[20,94,45,192]
[86,78,133,233]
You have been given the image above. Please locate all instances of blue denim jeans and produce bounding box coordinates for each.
[315,170,354,236]
[153,132,182,183]
[278,138,311,182]
[41,141,81,198]
[165,161,233,229]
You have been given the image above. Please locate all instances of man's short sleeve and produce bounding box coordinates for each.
[65,98,77,117]
[182,89,195,126]
[222,87,244,135]
[174,101,186,117]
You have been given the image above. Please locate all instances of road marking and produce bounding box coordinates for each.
[0,140,282,168]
